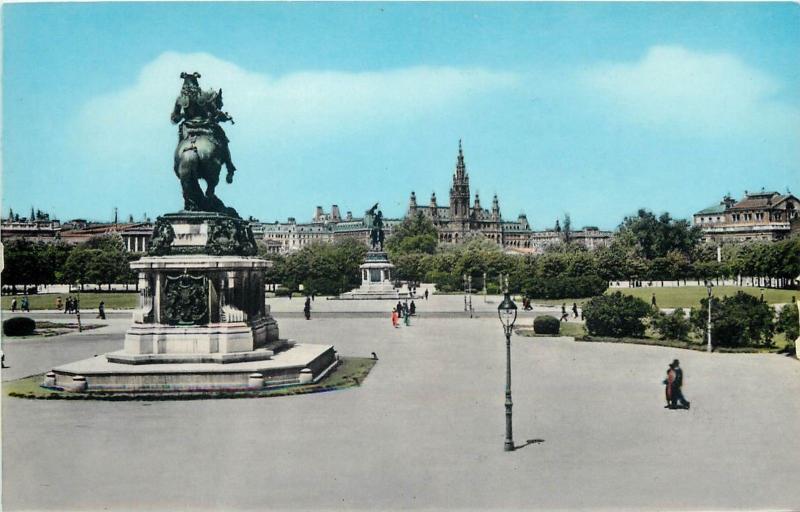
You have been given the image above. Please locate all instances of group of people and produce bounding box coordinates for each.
[59,296,81,314]
[391,300,416,328]
[663,359,690,409]
[560,303,581,322]
[9,296,30,312]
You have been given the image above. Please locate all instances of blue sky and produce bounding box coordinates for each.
[3,2,799,230]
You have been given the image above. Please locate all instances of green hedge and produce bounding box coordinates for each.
[583,292,651,338]
[533,315,560,335]
[522,275,608,300]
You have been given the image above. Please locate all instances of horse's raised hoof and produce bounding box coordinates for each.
[225,171,234,184]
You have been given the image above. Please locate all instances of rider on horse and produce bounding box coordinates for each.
[171,72,237,178]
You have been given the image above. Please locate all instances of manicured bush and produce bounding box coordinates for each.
[533,315,560,335]
[3,316,36,336]
[521,275,608,300]
[690,291,774,347]
[650,308,691,340]
[775,303,799,345]
[583,292,651,338]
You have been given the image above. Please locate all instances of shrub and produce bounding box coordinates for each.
[775,303,799,344]
[521,275,608,300]
[3,317,36,336]
[690,292,774,347]
[650,308,691,340]
[533,315,560,335]
[583,292,651,338]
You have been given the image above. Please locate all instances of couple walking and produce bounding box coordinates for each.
[664,359,690,410]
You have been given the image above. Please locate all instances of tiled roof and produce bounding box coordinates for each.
[695,203,727,215]
[730,193,786,210]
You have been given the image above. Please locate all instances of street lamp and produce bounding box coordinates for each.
[498,291,518,452]
[705,280,713,353]
[468,275,473,318]
[463,274,468,312]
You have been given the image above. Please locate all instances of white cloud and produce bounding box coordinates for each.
[581,45,800,137]
[75,51,519,165]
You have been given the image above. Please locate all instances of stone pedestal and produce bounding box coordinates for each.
[116,254,279,364]
[47,212,337,393]
[337,251,409,300]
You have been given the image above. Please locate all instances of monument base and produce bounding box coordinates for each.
[46,342,338,393]
[336,250,410,300]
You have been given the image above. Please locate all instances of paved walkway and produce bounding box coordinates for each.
[2,313,799,510]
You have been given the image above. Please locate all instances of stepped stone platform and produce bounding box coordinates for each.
[47,342,338,393]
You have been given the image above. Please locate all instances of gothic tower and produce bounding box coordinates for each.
[449,140,471,223]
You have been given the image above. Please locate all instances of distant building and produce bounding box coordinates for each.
[694,190,800,243]
[407,141,533,249]
[1,209,153,253]
[255,206,399,254]
[407,141,611,253]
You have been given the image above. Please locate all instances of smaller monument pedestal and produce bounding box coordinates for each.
[338,251,409,300]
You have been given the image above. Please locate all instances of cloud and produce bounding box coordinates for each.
[75,51,519,165]
[581,45,800,137]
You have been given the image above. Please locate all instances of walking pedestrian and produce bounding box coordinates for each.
[424,289,429,301]
[21,296,30,312]
[10,298,17,312]
[409,300,416,316]
[560,303,569,322]
[663,364,675,408]
[56,296,63,312]
[303,297,311,320]
[396,301,404,318]
[391,308,399,328]
[651,293,657,308]
[668,359,690,409]
[572,302,579,319]
[97,301,106,320]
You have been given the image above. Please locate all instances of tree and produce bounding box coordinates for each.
[1,239,42,290]
[385,212,438,256]
[562,213,572,244]
[691,292,775,347]
[61,246,94,289]
[615,209,701,259]
[650,308,691,340]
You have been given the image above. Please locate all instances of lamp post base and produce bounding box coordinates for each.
[504,441,515,452]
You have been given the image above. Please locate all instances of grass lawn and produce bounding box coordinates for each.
[617,286,799,309]
[526,286,798,309]
[4,357,377,400]
[2,292,138,311]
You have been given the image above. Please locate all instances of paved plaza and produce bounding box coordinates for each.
[2,298,800,510]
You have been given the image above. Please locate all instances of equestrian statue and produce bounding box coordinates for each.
[366,203,385,251]
[171,72,239,216]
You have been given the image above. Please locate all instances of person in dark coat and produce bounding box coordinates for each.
[303,297,311,320]
[409,301,416,316]
[572,302,579,318]
[97,301,106,320]
[560,304,569,322]
[396,301,404,317]
[669,359,690,409]
[21,296,30,312]
[424,289,429,300]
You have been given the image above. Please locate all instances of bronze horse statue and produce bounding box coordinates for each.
[171,72,239,216]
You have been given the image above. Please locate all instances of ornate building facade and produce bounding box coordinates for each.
[693,190,800,243]
[407,141,534,250]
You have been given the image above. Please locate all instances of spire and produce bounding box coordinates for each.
[430,192,437,207]
[474,192,481,210]
[455,139,466,179]
[408,191,418,215]
[491,194,500,220]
